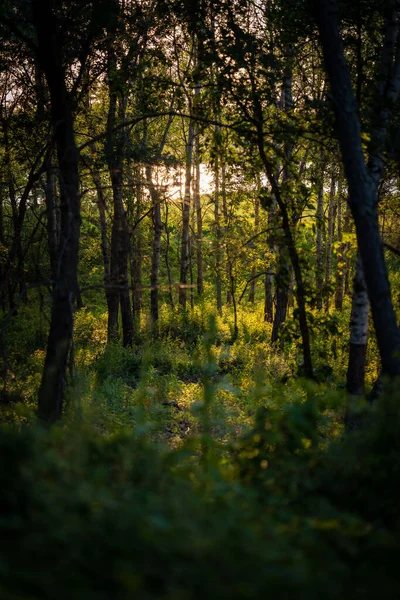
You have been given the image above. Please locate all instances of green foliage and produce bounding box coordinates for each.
[1,383,400,599]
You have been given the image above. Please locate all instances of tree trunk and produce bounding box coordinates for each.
[179,119,195,309]
[131,165,143,320]
[325,174,336,311]
[315,174,324,310]
[229,262,238,342]
[164,201,174,308]
[316,0,400,377]
[257,131,313,377]
[89,144,112,319]
[346,253,369,428]
[271,248,289,343]
[189,237,195,310]
[264,199,276,323]
[45,158,60,284]
[335,190,345,310]
[34,0,81,424]
[145,165,162,326]
[214,157,223,315]
[343,200,352,297]
[194,133,203,296]
[105,48,133,346]
[270,62,293,338]
[264,271,274,323]
[221,162,231,305]
[346,252,369,395]
[249,193,260,303]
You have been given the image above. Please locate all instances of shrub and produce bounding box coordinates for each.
[0,385,399,599]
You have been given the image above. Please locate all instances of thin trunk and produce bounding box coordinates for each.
[164,201,174,308]
[271,249,289,343]
[229,262,238,342]
[194,133,203,296]
[145,165,162,326]
[264,271,274,323]
[1,163,44,311]
[189,237,194,310]
[343,200,352,296]
[45,159,59,283]
[179,119,195,309]
[222,162,231,305]
[131,165,143,319]
[271,60,293,338]
[90,145,112,317]
[315,174,324,309]
[190,162,196,310]
[105,71,119,341]
[249,193,260,303]
[214,157,223,315]
[106,48,133,346]
[257,129,313,377]
[335,191,345,310]
[264,199,276,323]
[325,174,336,311]
[126,159,138,325]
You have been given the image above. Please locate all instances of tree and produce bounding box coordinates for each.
[33,0,83,423]
[315,0,400,379]
[0,0,112,423]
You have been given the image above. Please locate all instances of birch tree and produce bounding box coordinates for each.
[315,0,400,379]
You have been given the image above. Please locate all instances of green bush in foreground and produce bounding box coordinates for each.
[0,383,400,600]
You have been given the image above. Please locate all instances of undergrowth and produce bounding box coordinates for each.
[0,379,399,599]
[0,302,398,598]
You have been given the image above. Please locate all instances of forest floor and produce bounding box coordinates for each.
[0,296,379,439]
[0,304,356,436]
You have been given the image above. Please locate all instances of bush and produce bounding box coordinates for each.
[1,385,400,599]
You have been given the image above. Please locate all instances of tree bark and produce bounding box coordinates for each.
[105,46,133,346]
[164,201,174,308]
[316,0,400,377]
[145,165,162,326]
[179,119,195,309]
[347,252,369,395]
[346,253,369,428]
[194,132,203,296]
[221,162,231,305]
[249,193,260,303]
[131,165,143,321]
[335,190,345,310]
[264,271,274,323]
[271,248,289,343]
[271,60,293,337]
[34,0,81,424]
[214,157,223,315]
[325,174,336,311]
[256,126,313,377]
[89,144,112,320]
[45,158,60,284]
[264,199,276,323]
[315,173,324,310]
